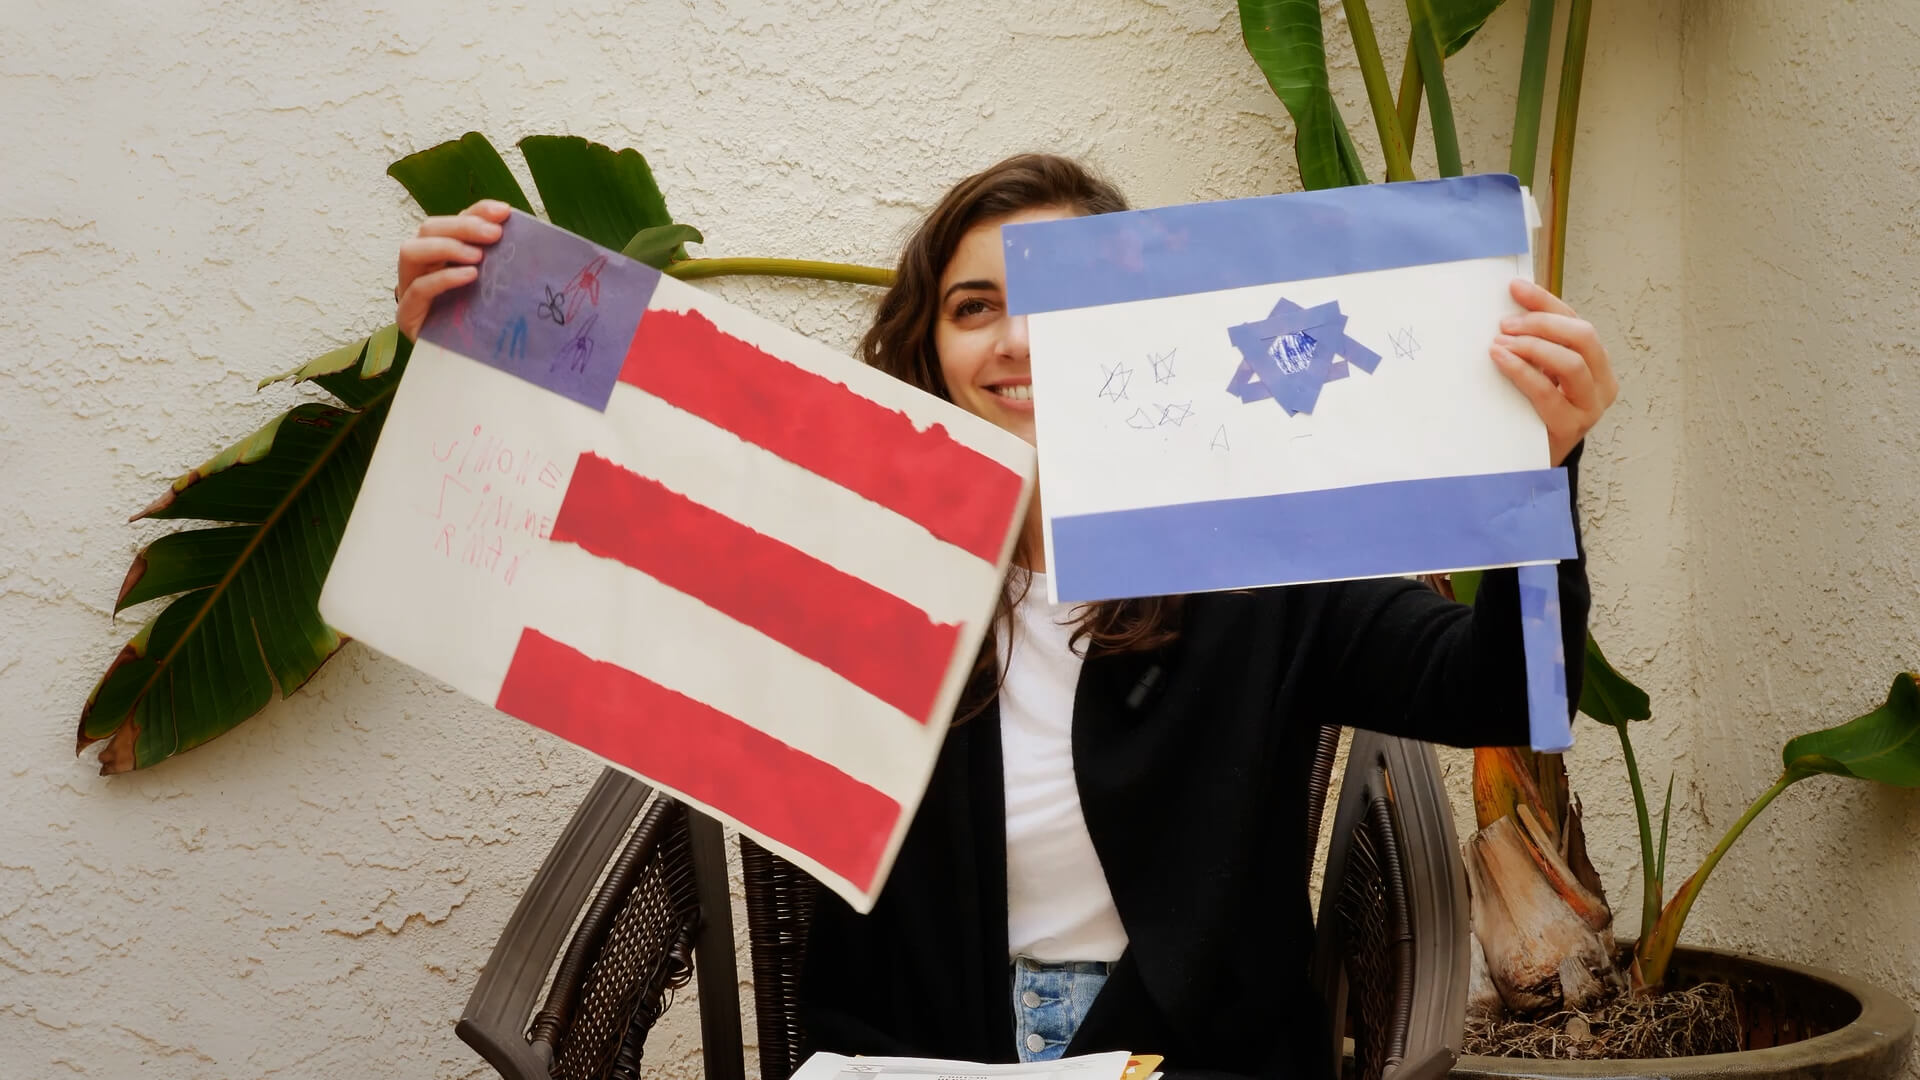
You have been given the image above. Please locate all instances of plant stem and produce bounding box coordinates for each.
[1403,0,1462,176]
[1615,721,1662,946]
[1331,101,1371,186]
[1396,42,1423,149]
[1341,0,1414,181]
[1509,0,1557,186]
[1636,772,1798,987]
[665,257,894,287]
[1544,0,1593,294]
[1657,772,1674,885]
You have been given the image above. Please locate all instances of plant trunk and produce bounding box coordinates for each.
[1465,807,1626,1015]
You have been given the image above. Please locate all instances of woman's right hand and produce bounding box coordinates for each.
[395,199,512,339]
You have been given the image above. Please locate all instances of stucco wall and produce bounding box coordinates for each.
[1672,0,1920,1035]
[1,1,1906,1078]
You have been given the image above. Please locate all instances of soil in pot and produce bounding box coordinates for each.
[1465,981,1743,1060]
[1461,948,1872,1062]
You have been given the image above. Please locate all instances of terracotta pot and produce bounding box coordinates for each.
[1450,945,1914,1079]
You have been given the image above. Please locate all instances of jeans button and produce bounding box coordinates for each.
[1021,990,1043,1008]
[1025,1033,1047,1054]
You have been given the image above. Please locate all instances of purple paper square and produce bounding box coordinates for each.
[419,210,661,412]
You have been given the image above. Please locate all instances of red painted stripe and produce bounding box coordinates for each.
[620,307,1023,563]
[497,628,899,890]
[554,452,959,724]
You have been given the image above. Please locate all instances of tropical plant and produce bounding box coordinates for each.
[1627,672,1920,986]
[1238,0,1920,1023]
[78,133,890,774]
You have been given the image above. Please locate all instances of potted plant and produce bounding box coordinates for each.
[1455,671,1919,1076]
[1235,0,1918,1072]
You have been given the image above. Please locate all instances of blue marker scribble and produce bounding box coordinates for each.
[1269,330,1317,375]
[495,315,528,364]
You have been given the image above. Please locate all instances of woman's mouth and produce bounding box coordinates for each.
[988,383,1033,402]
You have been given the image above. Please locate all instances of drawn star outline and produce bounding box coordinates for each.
[1155,401,1193,427]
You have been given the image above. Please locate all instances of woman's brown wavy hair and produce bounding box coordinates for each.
[858,153,1182,717]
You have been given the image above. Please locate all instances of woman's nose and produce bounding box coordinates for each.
[1002,314,1031,361]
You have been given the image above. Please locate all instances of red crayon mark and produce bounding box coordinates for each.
[496,628,899,890]
[620,308,1023,562]
[565,256,608,319]
[554,453,958,724]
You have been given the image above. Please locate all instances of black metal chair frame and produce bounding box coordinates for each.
[458,725,1469,1080]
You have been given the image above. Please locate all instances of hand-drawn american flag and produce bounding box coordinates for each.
[321,211,1033,910]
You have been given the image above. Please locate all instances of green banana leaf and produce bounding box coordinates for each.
[1246,0,1507,192]
[1578,632,1652,726]
[79,337,404,773]
[1430,0,1509,56]
[1635,671,1920,986]
[1239,0,1368,190]
[1783,672,1920,784]
[385,131,533,217]
[1404,0,1464,176]
[519,136,681,254]
[83,133,695,771]
[622,223,706,270]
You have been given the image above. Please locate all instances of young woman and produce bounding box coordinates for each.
[395,155,1616,1080]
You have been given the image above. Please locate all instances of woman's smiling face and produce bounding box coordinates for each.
[933,205,1077,447]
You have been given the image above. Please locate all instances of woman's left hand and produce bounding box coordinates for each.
[1491,278,1619,465]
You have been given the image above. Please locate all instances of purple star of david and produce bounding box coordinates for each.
[1225,298,1383,415]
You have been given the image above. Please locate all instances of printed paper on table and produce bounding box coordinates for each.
[1002,174,1576,751]
[789,1050,1139,1080]
[319,210,1035,911]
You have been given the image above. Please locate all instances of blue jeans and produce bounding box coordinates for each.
[1011,957,1113,1062]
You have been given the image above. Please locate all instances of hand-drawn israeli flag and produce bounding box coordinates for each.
[1003,174,1576,751]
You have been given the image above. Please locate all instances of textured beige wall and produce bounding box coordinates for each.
[1672,0,1920,1035]
[1,1,1906,1078]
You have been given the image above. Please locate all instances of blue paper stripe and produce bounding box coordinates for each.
[1518,562,1573,752]
[1047,467,1574,603]
[1003,174,1529,315]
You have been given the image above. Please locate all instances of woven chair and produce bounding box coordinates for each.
[458,727,1468,1080]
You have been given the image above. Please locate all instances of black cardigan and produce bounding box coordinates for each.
[799,451,1590,1080]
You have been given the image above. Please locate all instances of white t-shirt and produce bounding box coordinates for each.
[998,570,1129,962]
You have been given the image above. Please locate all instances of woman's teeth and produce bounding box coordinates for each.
[992,384,1032,401]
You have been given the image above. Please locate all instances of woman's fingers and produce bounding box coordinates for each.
[1500,281,1621,411]
[1492,343,1571,418]
[415,212,506,244]
[393,202,511,338]
[1495,279,1617,465]
[1507,310,1618,407]
[399,235,485,273]
[1493,332,1598,409]
[396,264,478,340]
[1509,276,1576,317]
[395,235,485,322]
[1498,310,1599,356]
[1492,344,1581,464]
[461,198,514,222]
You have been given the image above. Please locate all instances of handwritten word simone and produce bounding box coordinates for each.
[426,423,571,586]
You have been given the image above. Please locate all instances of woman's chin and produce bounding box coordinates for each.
[994,410,1038,446]
[967,394,1037,444]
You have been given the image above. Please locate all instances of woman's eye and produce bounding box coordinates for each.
[954,298,991,318]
